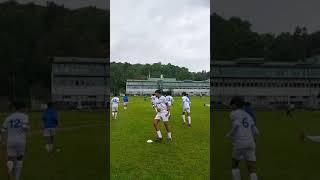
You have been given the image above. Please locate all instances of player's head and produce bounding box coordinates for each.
[230,96,244,109]
[155,89,161,97]
[167,91,171,96]
[12,101,26,111]
[244,102,251,107]
[124,94,127,96]
[182,92,187,96]
[47,102,54,108]
[114,93,118,97]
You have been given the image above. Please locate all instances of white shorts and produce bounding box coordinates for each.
[232,147,256,161]
[183,107,191,113]
[7,143,26,157]
[43,128,56,137]
[154,112,169,122]
[112,105,118,112]
[123,102,128,106]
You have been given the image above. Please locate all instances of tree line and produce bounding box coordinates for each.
[211,13,320,61]
[0,1,108,100]
[110,62,210,94]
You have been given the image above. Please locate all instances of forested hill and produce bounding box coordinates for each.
[110,62,210,94]
[0,1,108,97]
[211,13,320,61]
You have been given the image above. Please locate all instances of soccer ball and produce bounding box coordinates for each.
[147,139,153,143]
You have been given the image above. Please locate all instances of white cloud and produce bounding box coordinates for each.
[111,0,210,72]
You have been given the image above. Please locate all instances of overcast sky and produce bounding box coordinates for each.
[111,0,210,72]
[212,0,320,34]
[0,0,108,9]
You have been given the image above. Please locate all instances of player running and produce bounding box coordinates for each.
[153,90,172,142]
[42,102,59,153]
[123,94,129,110]
[226,96,259,180]
[111,94,120,120]
[1,101,29,180]
[182,92,191,127]
[286,103,295,119]
[151,93,157,113]
[165,92,174,118]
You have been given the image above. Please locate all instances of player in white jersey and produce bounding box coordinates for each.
[181,92,192,127]
[151,94,157,113]
[111,94,120,120]
[165,92,174,118]
[226,96,259,180]
[1,101,29,180]
[153,90,172,142]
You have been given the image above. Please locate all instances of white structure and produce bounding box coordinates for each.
[51,57,108,109]
[126,75,210,96]
[212,57,320,109]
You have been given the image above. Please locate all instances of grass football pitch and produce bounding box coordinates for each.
[213,110,320,180]
[111,96,210,179]
[0,111,107,180]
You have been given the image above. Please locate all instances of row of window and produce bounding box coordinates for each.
[54,80,105,86]
[212,81,320,88]
[53,64,106,74]
[127,86,209,89]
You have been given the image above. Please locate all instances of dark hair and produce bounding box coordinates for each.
[47,102,54,108]
[12,101,26,110]
[152,93,155,96]
[230,96,244,108]
[182,92,186,96]
[155,89,161,94]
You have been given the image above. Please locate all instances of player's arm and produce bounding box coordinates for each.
[226,124,239,138]
[251,125,259,137]
[1,121,8,146]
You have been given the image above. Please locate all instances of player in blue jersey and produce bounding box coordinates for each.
[244,102,256,125]
[123,94,129,110]
[42,102,59,153]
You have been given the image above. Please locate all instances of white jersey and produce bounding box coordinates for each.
[228,109,258,149]
[155,96,168,112]
[111,97,120,106]
[165,96,174,106]
[182,96,190,109]
[151,95,157,105]
[2,112,29,144]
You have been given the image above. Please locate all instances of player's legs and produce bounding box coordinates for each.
[153,118,162,140]
[247,161,258,180]
[187,111,191,127]
[244,148,258,180]
[163,121,172,140]
[15,155,24,180]
[232,159,241,180]
[182,111,186,124]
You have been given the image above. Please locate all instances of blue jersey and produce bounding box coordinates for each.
[244,106,256,124]
[123,96,129,102]
[42,108,58,128]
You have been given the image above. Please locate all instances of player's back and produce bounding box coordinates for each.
[2,112,29,144]
[111,97,119,106]
[42,108,58,128]
[230,109,257,148]
[123,96,128,102]
[182,96,190,108]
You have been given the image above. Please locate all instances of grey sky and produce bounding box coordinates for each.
[111,0,210,72]
[212,0,320,34]
[0,0,108,9]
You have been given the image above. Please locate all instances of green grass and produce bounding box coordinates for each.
[0,111,107,180]
[111,96,210,179]
[213,110,320,180]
